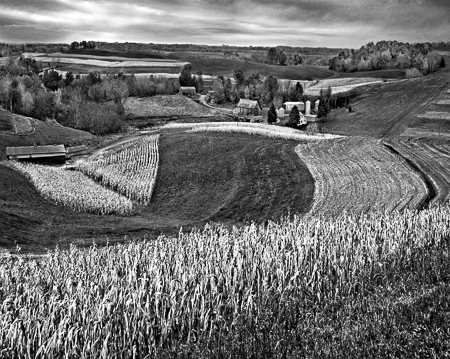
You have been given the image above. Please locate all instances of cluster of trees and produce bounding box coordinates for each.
[178,64,204,92]
[209,69,306,109]
[0,56,180,136]
[70,41,96,50]
[266,47,288,66]
[329,41,445,74]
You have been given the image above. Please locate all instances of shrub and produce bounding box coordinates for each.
[76,101,122,135]
[406,67,423,78]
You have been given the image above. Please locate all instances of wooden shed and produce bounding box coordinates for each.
[235,99,261,116]
[6,145,66,163]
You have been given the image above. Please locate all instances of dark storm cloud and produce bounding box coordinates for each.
[0,0,448,46]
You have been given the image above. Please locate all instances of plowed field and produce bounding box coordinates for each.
[296,137,427,217]
[322,71,449,137]
[384,138,450,204]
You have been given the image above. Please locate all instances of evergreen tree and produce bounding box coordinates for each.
[440,57,446,68]
[233,69,245,87]
[288,105,300,127]
[267,103,277,124]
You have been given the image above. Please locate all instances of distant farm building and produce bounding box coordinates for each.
[284,102,304,112]
[234,99,261,116]
[66,145,88,158]
[179,86,197,96]
[6,145,66,163]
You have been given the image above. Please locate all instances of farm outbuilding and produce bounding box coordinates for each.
[235,99,261,116]
[6,145,66,163]
[179,87,197,96]
[284,102,304,112]
[66,145,88,158]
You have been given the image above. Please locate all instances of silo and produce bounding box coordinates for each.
[306,100,311,115]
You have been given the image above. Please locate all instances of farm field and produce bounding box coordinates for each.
[0,131,314,252]
[166,51,335,79]
[296,137,428,217]
[1,203,449,357]
[383,138,450,204]
[304,78,386,96]
[76,135,160,203]
[332,68,407,79]
[322,69,450,137]
[165,122,342,140]
[27,55,188,68]
[4,161,133,215]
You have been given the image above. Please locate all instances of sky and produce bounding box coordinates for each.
[0,0,449,48]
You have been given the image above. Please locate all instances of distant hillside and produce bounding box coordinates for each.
[329,41,443,74]
[94,41,348,56]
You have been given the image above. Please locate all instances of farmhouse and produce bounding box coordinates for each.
[179,86,197,96]
[235,99,261,116]
[6,145,66,163]
[66,145,88,158]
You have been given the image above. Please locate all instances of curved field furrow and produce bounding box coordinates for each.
[384,138,450,204]
[296,137,428,217]
[76,135,160,204]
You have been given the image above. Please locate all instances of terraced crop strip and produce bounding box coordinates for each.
[1,204,450,357]
[296,137,427,217]
[3,161,133,215]
[76,135,160,204]
[384,138,450,204]
[164,122,343,140]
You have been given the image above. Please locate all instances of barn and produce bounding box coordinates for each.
[179,86,197,96]
[6,145,66,163]
[235,99,261,116]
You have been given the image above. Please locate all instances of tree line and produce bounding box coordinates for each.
[0,57,180,136]
[329,41,445,75]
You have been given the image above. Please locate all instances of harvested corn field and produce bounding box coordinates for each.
[384,138,450,204]
[296,137,428,217]
[417,111,450,120]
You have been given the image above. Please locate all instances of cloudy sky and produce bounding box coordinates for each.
[0,0,448,48]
